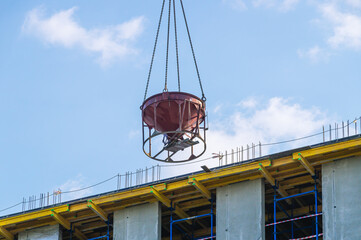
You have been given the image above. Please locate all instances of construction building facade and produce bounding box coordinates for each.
[1,136,361,240]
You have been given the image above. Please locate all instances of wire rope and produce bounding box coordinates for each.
[179,0,206,101]
[143,0,166,101]
[164,0,172,91]
[0,202,22,213]
[173,0,181,91]
[61,175,118,194]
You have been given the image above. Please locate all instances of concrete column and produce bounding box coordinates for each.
[113,202,161,240]
[217,178,265,240]
[322,156,361,240]
[18,224,62,240]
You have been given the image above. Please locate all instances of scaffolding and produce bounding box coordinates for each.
[169,198,215,240]
[270,175,322,240]
[69,219,110,240]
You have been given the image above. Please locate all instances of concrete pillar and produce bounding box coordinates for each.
[322,156,361,239]
[217,178,265,240]
[18,224,62,240]
[113,202,161,240]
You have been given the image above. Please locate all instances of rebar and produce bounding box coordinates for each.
[259,142,262,157]
[252,143,255,158]
[145,167,148,182]
[152,166,155,182]
[241,146,243,161]
[355,119,357,134]
[231,149,234,163]
[130,172,133,187]
[247,145,249,160]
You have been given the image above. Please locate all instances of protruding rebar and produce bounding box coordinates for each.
[355,119,357,134]
[247,145,249,160]
[225,150,228,165]
[252,143,255,158]
[231,149,234,163]
[145,167,148,183]
[241,146,243,161]
[218,151,222,166]
[259,142,262,157]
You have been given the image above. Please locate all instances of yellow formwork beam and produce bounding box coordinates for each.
[87,200,108,222]
[51,211,70,230]
[0,205,69,227]
[150,187,191,224]
[292,138,361,159]
[51,211,87,239]
[258,164,290,203]
[258,164,275,186]
[150,187,172,208]
[188,178,211,200]
[296,154,315,176]
[0,226,13,240]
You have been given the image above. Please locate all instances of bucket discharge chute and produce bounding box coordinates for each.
[141,0,207,163]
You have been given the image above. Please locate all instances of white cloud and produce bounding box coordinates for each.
[128,129,141,139]
[58,174,92,201]
[208,97,328,150]
[223,0,248,11]
[279,0,300,12]
[163,97,331,177]
[252,0,276,8]
[213,103,223,113]
[297,45,330,63]
[238,97,258,108]
[320,3,361,50]
[22,7,145,66]
[299,2,361,62]
[252,0,299,11]
[345,0,361,8]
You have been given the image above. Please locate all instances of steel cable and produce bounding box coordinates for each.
[143,0,166,102]
[173,0,181,91]
[164,0,172,91]
[179,0,206,101]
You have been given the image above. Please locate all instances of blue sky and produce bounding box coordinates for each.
[1,0,361,215]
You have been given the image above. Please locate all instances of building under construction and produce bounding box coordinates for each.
[1,134,361,240]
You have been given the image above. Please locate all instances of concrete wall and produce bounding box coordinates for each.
[18,224,62,240]
[113,202,161,240]
[217,178,265,240]
[322,156,361,240]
